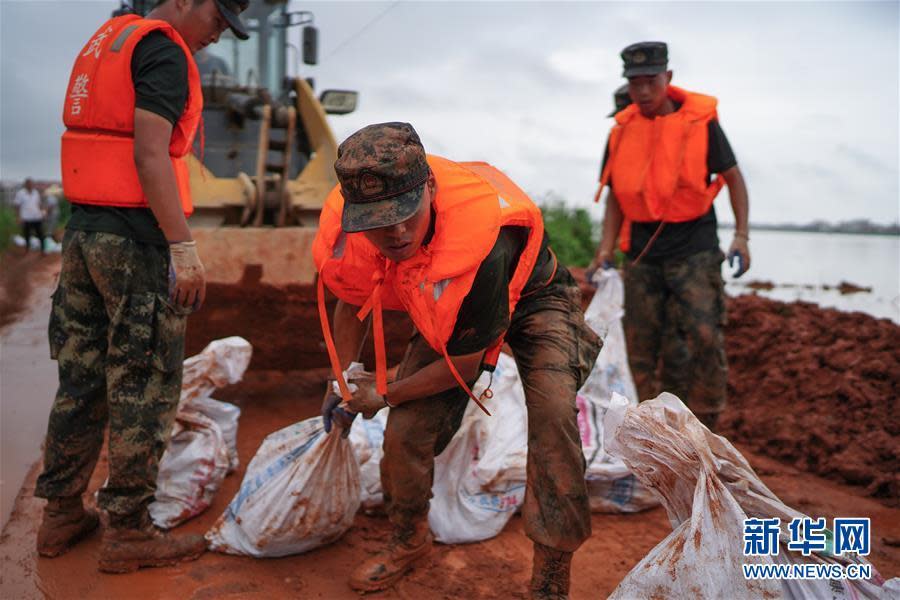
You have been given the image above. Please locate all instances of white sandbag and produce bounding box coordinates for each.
[428,353,527,544]
[149,410,230,529]
[180,336,252,471]
[604,393,890,600]
[206,417,361,557]
[149,337,252,529]
[348,410,388,509]
[578,269,657,512]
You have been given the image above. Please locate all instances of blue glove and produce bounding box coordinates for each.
[728,250,747,279]
[585,260,615,288]
[321,387,357,438]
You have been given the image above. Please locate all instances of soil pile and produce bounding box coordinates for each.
[720,294,900,505]
[187,265,412,371]
[0,253,57,331]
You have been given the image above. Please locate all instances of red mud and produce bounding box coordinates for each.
[2,370,898,599]
[570,268,900,507]
[2,265,898,597]
[720,294,900,505]
[0,252,58,331]
[188,265,412,371]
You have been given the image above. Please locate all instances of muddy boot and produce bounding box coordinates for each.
[98,518,206,574]
[530,542,572,600]
[349,520,433,592]
[37,497,100,557]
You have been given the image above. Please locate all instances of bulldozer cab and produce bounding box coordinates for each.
[114,0,356,229]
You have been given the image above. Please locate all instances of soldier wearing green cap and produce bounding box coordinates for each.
[589,41,751,429]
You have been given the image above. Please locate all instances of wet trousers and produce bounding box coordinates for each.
[380,279,602,552]
[34,231,187,528]
[623,248,728,417]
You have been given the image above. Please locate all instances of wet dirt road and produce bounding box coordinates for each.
[0,254,59,528]
[1,369,898,599]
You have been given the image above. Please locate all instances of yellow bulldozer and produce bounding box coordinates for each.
[117,0,379,369]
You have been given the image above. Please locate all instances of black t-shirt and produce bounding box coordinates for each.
[67,31,189,246]
[601,110,737,261]
[446,227,562,355]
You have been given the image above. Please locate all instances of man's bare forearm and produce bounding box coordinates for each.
[332,299,370,372]
[596,190,624,261]
[722,166,749,235]
[133,107,191,243]
[386,350,483,406]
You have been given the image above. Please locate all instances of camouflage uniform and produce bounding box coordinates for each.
[381,272,600,552]
[622,248,727,420]
[35,230,187,528]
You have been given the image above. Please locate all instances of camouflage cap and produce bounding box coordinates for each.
[335,122,430,233]
[621,41,668,78]
[607,83,632,117]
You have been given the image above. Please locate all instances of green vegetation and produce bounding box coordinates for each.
[539,197,598,268]
[0,204,17,252]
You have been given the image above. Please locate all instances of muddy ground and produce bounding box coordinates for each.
[2,368,899,599]
[1,255,898,598]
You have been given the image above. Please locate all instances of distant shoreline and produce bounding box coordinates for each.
[719,223,900,237]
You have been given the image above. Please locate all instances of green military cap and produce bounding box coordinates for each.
[621,41,668,78]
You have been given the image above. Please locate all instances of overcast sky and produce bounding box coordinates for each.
[1,0,898,225]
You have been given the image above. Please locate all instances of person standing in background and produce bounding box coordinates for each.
[14,178,46,255]
[590,42,751,430]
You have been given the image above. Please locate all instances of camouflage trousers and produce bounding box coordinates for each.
[623,249,728,419]
[34,231,187,528]
[380,278,601,552]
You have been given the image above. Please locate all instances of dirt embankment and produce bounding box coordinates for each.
[188,265,413,372]
[720,294,900,505]
[0,252,58,331]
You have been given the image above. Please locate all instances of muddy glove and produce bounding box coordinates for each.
[346,378,388,419]
[321,383,356,438]
[169,240,206,311]
[727,233,751,278]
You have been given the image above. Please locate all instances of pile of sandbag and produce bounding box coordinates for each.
[202,270,655,554]
[603,392,895,600]
[351,269,656,544]
[148,336,252,529]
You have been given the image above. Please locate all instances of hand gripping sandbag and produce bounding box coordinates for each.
[603,393,892,600]
[428,354,527,544]
[206,417,361,557]
[149,337,252,529]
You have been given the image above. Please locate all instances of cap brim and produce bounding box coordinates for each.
[215,0,250,40]
[623,65,667,78]
[341,184,425,233]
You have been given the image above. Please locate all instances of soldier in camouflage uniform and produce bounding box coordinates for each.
[34,0,249,572]
[317,122,602,599]
[590,42,751,429]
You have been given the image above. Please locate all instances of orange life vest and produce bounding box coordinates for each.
[314,156,547,414]
[61,15,202,216]
[596,86,725,224]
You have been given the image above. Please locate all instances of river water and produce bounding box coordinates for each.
[719,229,899,323]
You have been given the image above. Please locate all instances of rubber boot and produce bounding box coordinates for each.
[349,520,433,592]
[37,497,100,557]
[530,542,572,600]
[98,516,206,574]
